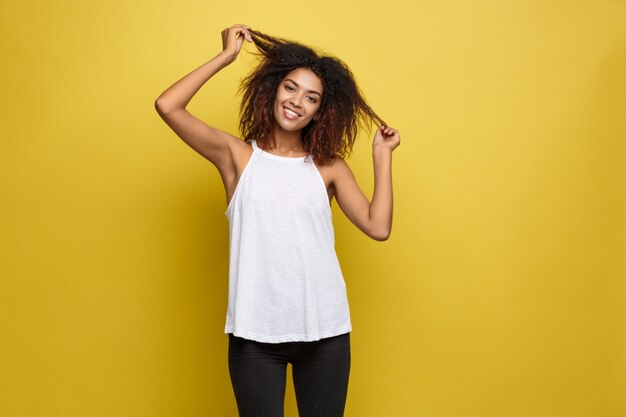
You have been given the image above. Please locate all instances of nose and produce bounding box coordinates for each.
[290,94,303,108]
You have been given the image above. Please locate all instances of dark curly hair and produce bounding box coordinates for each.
[237,29,387,165]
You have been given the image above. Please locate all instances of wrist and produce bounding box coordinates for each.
[217,50,236,65]
[372,146,392,158]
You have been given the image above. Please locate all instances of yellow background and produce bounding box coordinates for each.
[2,0,625,416]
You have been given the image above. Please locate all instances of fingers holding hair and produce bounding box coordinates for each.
[221,24,253,57]
[380,125,398,136]
[233,23,253,42]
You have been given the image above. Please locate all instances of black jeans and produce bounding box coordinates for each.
[227,332,351,417]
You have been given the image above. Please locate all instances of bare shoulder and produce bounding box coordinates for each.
[326,156,353,184]
[313,154,350,185]
[224,137,254,205]
[227,136,253,168]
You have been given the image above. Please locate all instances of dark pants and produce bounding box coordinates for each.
[227,332,351,417]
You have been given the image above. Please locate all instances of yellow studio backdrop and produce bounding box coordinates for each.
[1,0,625,416]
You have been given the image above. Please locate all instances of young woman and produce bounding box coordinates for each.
[155,24,400,417]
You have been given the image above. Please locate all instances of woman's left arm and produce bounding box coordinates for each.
[333,125,401,241]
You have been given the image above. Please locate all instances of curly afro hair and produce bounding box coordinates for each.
[237,29,387,165]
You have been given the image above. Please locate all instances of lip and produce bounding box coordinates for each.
[283,106,301,117]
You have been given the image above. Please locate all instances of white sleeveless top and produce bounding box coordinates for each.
[224,139,352,343]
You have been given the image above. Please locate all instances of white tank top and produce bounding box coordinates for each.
[224,139,352,343]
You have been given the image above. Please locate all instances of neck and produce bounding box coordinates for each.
[264,126,306,154]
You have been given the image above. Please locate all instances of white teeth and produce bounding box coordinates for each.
[284,107,299,117]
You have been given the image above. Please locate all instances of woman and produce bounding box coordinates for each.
[155,24,400,417]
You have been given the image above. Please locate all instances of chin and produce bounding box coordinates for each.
[275,117,305,132]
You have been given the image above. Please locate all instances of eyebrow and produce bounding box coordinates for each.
[285,78,322,96]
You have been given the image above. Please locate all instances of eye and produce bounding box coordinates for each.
[307,96,317,103]
[285,85,295,92]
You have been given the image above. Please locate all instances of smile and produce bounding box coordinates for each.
[283,106,301,120]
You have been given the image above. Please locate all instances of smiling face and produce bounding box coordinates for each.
[272,67,324,133]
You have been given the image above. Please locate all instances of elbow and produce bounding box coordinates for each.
[371,227,391,242]
[154,98,169,115]
[154,98,165,115]
[154,98,178,115]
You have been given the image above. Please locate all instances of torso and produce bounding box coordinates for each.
[225,140,335,207]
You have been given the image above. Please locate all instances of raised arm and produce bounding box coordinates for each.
[332,125,400,241]
[154,24,253,176]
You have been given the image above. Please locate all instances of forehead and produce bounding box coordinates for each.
[283,68,323,94]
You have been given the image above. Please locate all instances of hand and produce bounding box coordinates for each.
[372,125,400,153]
[221,24,253,61]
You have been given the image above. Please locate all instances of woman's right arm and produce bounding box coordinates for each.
[154,25,252,173]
